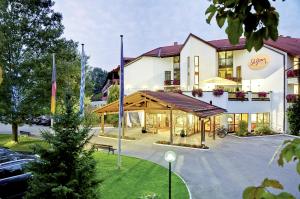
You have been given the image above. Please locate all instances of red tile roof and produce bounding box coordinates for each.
[140,91,226,117]
[208,36,300,56]
[143,44,183,57]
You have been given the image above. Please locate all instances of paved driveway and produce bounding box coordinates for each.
[91,134,300,199]
[1,123,299,199]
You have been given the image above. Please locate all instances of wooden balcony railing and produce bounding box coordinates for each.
[228,91,271,101]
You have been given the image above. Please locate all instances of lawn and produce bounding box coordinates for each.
[0,134,189,199]
[0,134,48,152]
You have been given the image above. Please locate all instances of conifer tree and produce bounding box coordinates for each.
[26,92,99,199]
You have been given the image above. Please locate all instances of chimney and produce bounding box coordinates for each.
[209,100,212,105]
[174,42,178,46]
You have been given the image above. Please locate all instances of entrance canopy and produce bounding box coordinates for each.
[94,91,226,117]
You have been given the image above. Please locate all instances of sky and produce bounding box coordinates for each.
[54,0,300,71]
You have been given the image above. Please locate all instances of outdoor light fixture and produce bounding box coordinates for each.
[227,117,233,123]
[164,151,177,199]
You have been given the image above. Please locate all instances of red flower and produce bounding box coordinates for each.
[258,92,267,98]
[192,89,203,97]
[213,89,224,96]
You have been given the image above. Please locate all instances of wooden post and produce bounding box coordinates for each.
[170,109,173,144]
[101,113,105,135]
[144,111,147,131]
[213,116,216,140]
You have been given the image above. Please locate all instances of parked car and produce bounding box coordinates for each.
[30,115,51,126]
[0,148,37,199]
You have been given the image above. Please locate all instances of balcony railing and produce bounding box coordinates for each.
[228,91,271,101]
[287,69,299,78]
[164,79,180,86]
[225,76,242,83]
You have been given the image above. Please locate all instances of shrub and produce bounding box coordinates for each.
[192,89,203,97]
[236,120,248,136]
[254,124,272,135]
[91,93,102,101]
[106,114,119,127]
[287,99,300,136]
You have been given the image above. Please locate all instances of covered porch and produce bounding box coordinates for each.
[94,91,226,147]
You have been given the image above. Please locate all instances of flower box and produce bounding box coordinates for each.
[286,94,298,103]
[213,89,224,97]
[173,80,180,85]
[164,80,171,85]
[192,89,203,97]
[173,89,182,94]
[287,69,299,78]
[235,91,245,99]
[258,92,267,98]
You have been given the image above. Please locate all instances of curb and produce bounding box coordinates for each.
[97,135,136,141]
[228,134,283,139]
[174,171,192,199]
[280,134,300,139]
[153,142,210,151]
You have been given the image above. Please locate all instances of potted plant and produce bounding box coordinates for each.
[286,94,298,103]
[258,92,267,98]
[173,79,180,85]
[213,89,224,97]
[236,91,245,100]
[287,70,295,78]
[173,89,182,94]
[180,129,186,137]
[164,80,171,85]
[192,88,203,97]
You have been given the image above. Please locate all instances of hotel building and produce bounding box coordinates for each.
[113,33,299,134]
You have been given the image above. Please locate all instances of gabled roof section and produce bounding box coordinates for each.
[207,36,300,56]
[143,44,183,57]
[181,33,217,50]
[94,90,226,117]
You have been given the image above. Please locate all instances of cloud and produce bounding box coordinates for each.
[54,0,300,71]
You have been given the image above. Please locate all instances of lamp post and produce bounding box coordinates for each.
[164,151,177,199]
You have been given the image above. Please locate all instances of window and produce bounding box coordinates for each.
[165,71,171,81]
[293,57,300,69]
[194,56,199,85]
[173,56,180,81]
[251,112,270,131]
[218,51,233,79]
[228,113,248,132]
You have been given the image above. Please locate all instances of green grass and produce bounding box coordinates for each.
[0,134,189,199]
[0,134,48,152]
[94,153,189,199]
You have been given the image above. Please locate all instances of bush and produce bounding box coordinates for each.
[91,93,102,101]
[236,120,248,136]
[106,114,119,127]
[254,124,272,135]
[287,99,300,136]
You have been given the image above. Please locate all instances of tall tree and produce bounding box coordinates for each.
[91,67,108,94]
[26,92,99,199]
[0,0,64,142]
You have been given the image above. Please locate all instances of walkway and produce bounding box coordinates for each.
[91,132,299,199]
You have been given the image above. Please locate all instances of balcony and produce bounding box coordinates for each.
[183,91,272,113]
[164,79,180,86]
[225,76,242,83]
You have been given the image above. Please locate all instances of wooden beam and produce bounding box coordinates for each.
[213,116,216,140]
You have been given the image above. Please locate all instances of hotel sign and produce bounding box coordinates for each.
[248,54,270,70]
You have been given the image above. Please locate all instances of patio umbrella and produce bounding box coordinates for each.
[202,77,240,86]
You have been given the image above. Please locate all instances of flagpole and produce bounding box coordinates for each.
[118,35,124,169]
[51,53,56,128]
[79,44,86,117]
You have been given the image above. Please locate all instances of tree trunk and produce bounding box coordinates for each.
[12,123,18,142]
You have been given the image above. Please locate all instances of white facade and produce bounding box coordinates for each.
[123,34,299,133]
